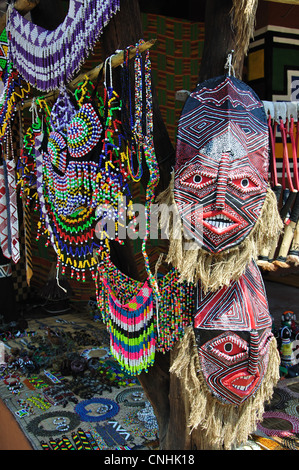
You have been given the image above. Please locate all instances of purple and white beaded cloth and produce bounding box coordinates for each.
[6,0,120,91]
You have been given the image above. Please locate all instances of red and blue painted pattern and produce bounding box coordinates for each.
[174,75,269,253]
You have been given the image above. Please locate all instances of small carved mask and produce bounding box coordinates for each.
[194,261,273,405]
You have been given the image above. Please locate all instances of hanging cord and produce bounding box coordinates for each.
[56,265,67,294]
[289,117,299,191]
[103,55,113,91]
[224,50,236,77]
[268,115,279,186]
[273,116,299,267]
[279,118,297,221]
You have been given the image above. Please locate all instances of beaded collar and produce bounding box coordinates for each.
[41,86,104,217]
[6,0,120,91]
[33,84,103,281]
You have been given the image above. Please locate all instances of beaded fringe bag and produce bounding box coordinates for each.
[96,259,194,375]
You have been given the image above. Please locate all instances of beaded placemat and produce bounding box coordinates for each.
[252,377,299,449]
[0,312,159,450]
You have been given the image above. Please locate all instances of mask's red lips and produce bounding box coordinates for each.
[203,210,240,234]
[222,369,261,397]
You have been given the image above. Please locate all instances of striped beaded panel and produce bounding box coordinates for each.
[247,330,260,376]
[215,153,230,210]
[103,278,156,376]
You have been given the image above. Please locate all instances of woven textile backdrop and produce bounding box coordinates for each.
[142,13,205,145]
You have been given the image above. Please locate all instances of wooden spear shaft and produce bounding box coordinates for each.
[0,0,40,33]
[21,38,157,108]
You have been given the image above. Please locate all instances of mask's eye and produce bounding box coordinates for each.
[214,340,245,357]
[241,178,249,188]
[193,174,202,184]
[180,171,216,190]
[229,173,262,193]
[205,334,248,363]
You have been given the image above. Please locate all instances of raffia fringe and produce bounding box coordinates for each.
[156,176,283,293]
[170,326,281,450]
[230,0,259,73]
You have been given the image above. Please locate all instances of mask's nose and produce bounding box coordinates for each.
[248,330,260,376]
[215,153,230,210]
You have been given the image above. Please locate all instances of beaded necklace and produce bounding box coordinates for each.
[120,46,143,182]
[118,42,160,298]
[34,83,104,281]
[0,43,30,267]
[0,65,30,142]
[92,44,166,375]
[16,100,41,207]
[0,123,20,264]
[133,42,160,299]
[93,58,134,264]
[25,62,135,280]
[6,0,120,91]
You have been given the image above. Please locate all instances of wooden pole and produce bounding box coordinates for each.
[71,39,157,89]
[20,39,157,109]
[198,0,237,81]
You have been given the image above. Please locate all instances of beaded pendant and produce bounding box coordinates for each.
[67,103,102,158]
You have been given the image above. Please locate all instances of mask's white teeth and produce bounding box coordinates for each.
[232,376,254,392]
[205,216,234,229]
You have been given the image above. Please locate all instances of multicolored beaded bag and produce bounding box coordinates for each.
[96,259,194,375]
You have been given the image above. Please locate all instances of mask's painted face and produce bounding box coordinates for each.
[195,329,272,405]
[194,260,273,405]
[174,75,269,254]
